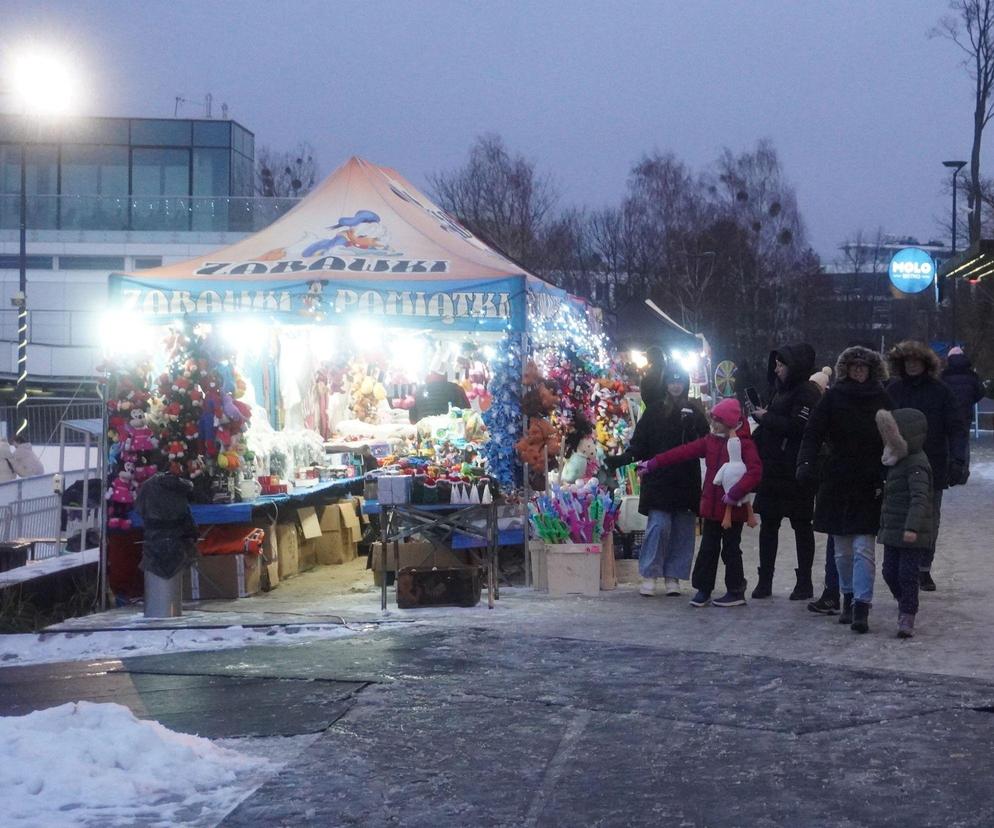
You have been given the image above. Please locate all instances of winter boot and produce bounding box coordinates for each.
[751,569,773,600]
[919,571,937,592]
[788,568,814,601]
[808,588,840,615]
[851,600,870,634]
[897,613,916,639]
[838,593,854,625]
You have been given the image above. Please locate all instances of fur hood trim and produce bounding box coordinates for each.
[887,340,941,380]
[876,408,927,466]
[835,346,888,384]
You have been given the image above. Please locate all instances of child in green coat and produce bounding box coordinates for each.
[876,408,934,638]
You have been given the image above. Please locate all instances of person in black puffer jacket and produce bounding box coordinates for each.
[607,368,709,597]
[941,346,984,471]
[751,343,822,600]
[887,341,967,592]
[797,345,892,633]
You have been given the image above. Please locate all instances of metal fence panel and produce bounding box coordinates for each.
[0,493,63,559]
[0,400,103,445]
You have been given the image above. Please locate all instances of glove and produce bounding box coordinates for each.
[947,461,966,486]
[795,462,814,483]
[604,454,627,472]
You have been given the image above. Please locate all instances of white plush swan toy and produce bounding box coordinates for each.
[713,436,758,529]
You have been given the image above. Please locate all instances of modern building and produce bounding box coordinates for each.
[0,114,295,394]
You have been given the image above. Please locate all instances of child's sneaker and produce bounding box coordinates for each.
[664,578,681,595]
[712,592,747,607]
[689,590,711,607]
[639,578,656,596]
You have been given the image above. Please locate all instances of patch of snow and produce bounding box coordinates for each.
[0,701,271,827]
[0,622,368,667]
[0,548,99,586]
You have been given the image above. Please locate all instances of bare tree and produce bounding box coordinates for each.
[932,0,994,243]
[256,142,319,198]
[428,134,558,270]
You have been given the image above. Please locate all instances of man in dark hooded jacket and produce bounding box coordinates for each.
[941,346,984,471]
[886,341,967,591]
[751,344,822,600]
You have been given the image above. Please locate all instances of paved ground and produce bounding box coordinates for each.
[5,436,994,825]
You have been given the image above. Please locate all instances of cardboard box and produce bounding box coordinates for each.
[250,519,279,591]
[184,553,261,600]
[297,507,323,540]
[355,496,370,526]
[546,543,601,596]
[370,541,471,573]
[615,559,640,585]
[315,531,345,565]
[299,537,318,571]
[275,523,299,579]
[318,504,343,533]
[530,541,548,591]
[339,503,361,560]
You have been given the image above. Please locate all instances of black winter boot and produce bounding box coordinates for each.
[788,568,814,601]
[751,569,773,600]
[851,600,870,634]
[838,593,854,625]
[807,588,840,615]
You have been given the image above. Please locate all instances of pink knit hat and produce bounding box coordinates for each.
[710,398,743,428]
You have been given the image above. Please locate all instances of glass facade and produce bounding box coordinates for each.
[0,116,259,232]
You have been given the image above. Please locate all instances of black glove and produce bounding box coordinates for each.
[948,461,967,486]
[604,454,627,472]
[795,462,815,484]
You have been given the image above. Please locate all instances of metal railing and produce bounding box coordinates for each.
[0,494,62,559]
[0,399,103,445]
[0,193,300,234]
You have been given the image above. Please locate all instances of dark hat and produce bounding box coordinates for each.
[663,368,689,387]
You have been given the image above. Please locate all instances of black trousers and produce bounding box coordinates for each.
[758,511,815,581]
[692,519,746,595]
[882,545,923,615]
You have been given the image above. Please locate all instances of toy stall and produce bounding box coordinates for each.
[100,156,617,610]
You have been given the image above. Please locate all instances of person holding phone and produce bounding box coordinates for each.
[750,343,822,600]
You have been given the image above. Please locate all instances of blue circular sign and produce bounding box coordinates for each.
[888,248,935,294]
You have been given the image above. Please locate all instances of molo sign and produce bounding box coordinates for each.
[888,248,936,294]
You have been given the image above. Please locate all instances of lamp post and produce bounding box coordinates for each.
[4,48,78,440]
[943,160,968,345]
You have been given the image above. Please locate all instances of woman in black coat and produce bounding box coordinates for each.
[608,368,708,597]
[751,343,821,600]
[797,346,892,632]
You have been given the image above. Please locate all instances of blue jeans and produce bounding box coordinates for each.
[639,509,696,579]
[833,534,876,604]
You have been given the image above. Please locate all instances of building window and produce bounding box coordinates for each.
[0,255,54,269]
[59,255,126,270]
[131,148,190,231]
[60,118,129,146]
[133,256,163,270]
[193,121,231,147]
[60,145,129,230]
[130,119,192,147]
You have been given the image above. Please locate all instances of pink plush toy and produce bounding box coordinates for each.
[124,409,157,453]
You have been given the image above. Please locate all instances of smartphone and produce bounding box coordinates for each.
[745,387,762,409]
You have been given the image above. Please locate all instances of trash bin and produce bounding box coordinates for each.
[144,570,183,618]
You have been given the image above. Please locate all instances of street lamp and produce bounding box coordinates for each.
[3,47,78,439]
[943,159,968,345]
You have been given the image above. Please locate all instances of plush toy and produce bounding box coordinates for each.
[714,436,758,529]
[106,468,135,529]
[166,440,186,461]
[561,415,601,484]
[124,408,157,453]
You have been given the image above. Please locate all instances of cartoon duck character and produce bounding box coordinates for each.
[301,210,389,257]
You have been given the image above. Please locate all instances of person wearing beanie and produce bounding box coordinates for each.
[750,343,822,601]
[638,397,762,608]
[607,367,708,596]
[797,345,892,633]
[886,341,967,592]
[808,366,833,392]
[941,346,984,472]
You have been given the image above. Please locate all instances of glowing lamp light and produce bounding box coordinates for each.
[630,349,648,369]
[99,313,158,358]
[7,47,80,116]
[671,349,700,374]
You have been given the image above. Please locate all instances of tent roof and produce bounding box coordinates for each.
[116,156,545,285]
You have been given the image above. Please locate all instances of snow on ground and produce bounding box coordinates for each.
[0,701,272,827]
[0,548,99,586]
[0,620,370,667]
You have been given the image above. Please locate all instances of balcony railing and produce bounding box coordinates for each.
[0,194,300,234]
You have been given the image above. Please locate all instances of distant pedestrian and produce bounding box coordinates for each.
[10,436,44,478]
[797,346,892,634]
[639,398,762,608]
[886,341,967,592]
[750,343,821,600]
[941,346,984,475]
[0,439,15,483]
[876,408,934,639]
[607,367,709,597]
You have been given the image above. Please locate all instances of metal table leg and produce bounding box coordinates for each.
[379,508,389,612]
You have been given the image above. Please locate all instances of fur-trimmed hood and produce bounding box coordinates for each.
[887,340,941,380]
[835,346,888,384]
[876,408,927,466]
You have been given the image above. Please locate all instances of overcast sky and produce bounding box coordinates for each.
[1,0,977,261]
